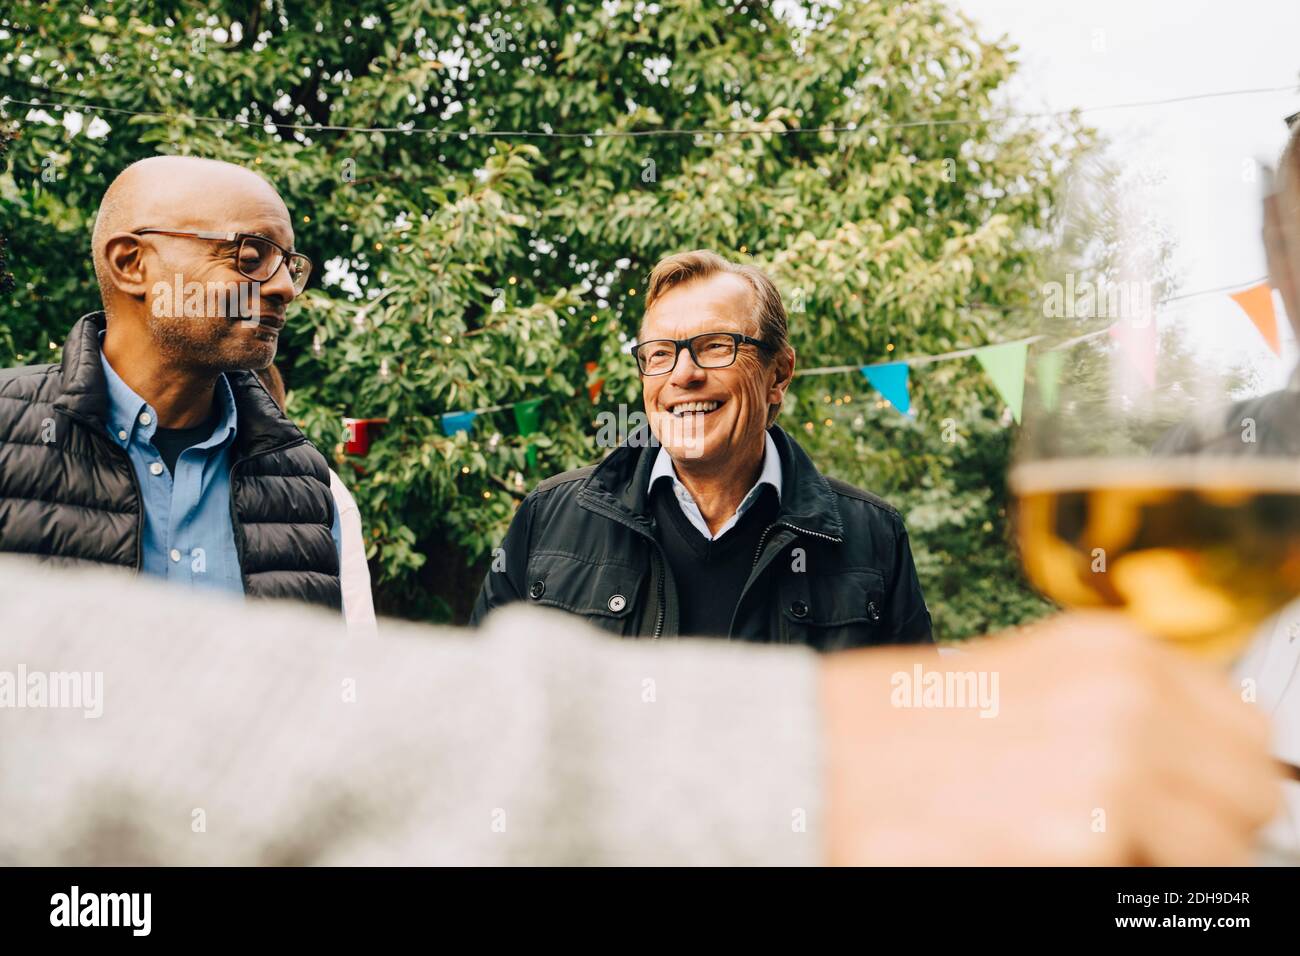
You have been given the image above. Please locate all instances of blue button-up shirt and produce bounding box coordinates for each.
[649,431,783,540]
[100,346,341,599]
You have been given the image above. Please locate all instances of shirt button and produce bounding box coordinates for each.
[169,549,181,563]
[117,429,128,441]
[528,581,545,600]
[149,462,164,476]
[790,600,808,618]
[138,412,152,426]
[608,594,627,613]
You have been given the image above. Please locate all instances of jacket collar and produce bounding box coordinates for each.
[578,423,844,540]
[54,311,115,426]
[54,311,308,459]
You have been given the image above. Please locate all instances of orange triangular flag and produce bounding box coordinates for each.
[585,360,605,403]
[1229,283,1281,356]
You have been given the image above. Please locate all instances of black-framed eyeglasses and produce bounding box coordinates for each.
[628,331,775,376]
[132,228,313,293]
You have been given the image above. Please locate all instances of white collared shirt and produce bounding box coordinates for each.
[648,432,782,540]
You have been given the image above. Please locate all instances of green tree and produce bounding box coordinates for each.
[1,0,1087,635]
[0,123,15,306]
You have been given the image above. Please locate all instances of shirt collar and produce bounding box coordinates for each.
[99,347,152,447]
[98,333,239,450]
[649,430,783,504]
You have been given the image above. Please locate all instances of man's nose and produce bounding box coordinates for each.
[667,344,707,387]
[259,258,298,306]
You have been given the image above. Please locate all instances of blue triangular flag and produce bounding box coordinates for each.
[860,362,911,415]
[441,411,477,436]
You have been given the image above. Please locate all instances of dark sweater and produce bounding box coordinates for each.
[151,407,222,475]
[649,480,780,638]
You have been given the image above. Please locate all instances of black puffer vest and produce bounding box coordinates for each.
[0,312,341,609]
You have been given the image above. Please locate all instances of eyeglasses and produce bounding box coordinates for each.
[628,331,776,376]
[132,229,313,293]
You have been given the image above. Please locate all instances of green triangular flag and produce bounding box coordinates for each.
[1036,351,1064,413]
[974,341,1028,423]
[514,399,543,470]
[513,398,543,435]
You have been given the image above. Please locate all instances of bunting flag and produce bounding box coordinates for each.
[1107,319,1157,389]
[513,398,544,469]
[584,361,605,402]
[513,398,542,434]
[860,362,911,415]
[974,341,1029,423]
[1229,282,1281,356]
[1035,351,1065,413]
[343,417,388,456]
[404,279,1281,460]
[440,411,477,436]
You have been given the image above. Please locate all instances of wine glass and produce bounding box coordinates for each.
[1008,269,1300,798]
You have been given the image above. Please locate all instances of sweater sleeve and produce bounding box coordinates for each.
[328,467,378,638]
[0,558,824,866]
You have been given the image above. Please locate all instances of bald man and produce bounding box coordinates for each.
[0,156,343,609]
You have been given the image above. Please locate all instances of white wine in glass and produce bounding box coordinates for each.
[1011,457,1300,664]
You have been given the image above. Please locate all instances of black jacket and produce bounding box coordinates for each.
[471,425,932,650]
[0,312,342,609]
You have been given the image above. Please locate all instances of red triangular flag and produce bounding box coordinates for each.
[1229,283,1281,356]
[585,361,605,403]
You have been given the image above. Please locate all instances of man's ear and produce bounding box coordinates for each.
[768,345,796,404]
[100,233,151,299]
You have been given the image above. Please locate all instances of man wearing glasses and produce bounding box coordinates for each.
[0,155,343,610]
[473,250,931,648]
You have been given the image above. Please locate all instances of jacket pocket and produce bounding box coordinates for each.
[778,567,887,651]
[524,550,644,636]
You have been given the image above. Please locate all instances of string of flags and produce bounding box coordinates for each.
[12,83,1292,446]
[798,278,1282,422]
[344,278,1283,456]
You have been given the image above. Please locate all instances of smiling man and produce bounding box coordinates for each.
[0,156,342,609]
[473,250,931,648]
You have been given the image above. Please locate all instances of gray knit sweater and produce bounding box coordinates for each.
[0,558,822,865]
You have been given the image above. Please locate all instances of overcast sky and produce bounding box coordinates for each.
[955,0,1300,391]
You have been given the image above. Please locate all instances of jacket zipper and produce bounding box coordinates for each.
[750,521,841,571]
[653,556,665,639]
[741,521,842,639]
